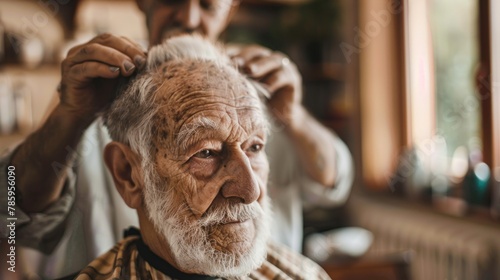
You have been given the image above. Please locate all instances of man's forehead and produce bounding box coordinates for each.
[151,59,263,140]
[155,60,257,104]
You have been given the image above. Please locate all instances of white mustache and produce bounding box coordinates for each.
[161,28,200,41]
[199,201,264,227]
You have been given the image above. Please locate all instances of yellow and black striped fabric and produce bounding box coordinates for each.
[70,229,331,280]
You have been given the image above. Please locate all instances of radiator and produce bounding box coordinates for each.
[347,195,500,280]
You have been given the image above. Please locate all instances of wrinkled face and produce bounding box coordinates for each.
[142,0,235,45]
[143,60,270,276]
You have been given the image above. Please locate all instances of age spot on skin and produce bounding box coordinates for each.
[163,66,179,80]
[188,62,196,71]
[165,66,179,79]
[161,130,168,139]
[173,111,182,122]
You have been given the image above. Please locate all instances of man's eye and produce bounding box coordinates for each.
[248,144,264,153]
[194,149,217,159]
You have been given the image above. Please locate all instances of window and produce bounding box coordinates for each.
[489,0,500,217]
[431,0,480,159]
[358,0,500,219]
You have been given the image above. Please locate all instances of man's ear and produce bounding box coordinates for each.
[104,142,144,209]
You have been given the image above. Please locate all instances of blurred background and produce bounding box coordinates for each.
[1,0,500,279]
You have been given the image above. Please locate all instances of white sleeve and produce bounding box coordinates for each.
[301,134,354,209]
[0,144,76,254]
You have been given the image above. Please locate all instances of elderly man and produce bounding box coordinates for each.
[65,35,331,280]
[0,0,352,277]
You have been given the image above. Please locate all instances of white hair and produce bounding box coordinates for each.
[146,34,231,72]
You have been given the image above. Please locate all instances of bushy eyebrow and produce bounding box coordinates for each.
[175,117,218,152]
[174,112,270,154]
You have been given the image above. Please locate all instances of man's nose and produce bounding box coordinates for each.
[221,151,260,204]
[176,0,202,31]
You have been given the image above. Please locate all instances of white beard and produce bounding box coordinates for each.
[142,162,271,277]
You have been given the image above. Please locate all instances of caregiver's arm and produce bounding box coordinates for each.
[10,34,146,213]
